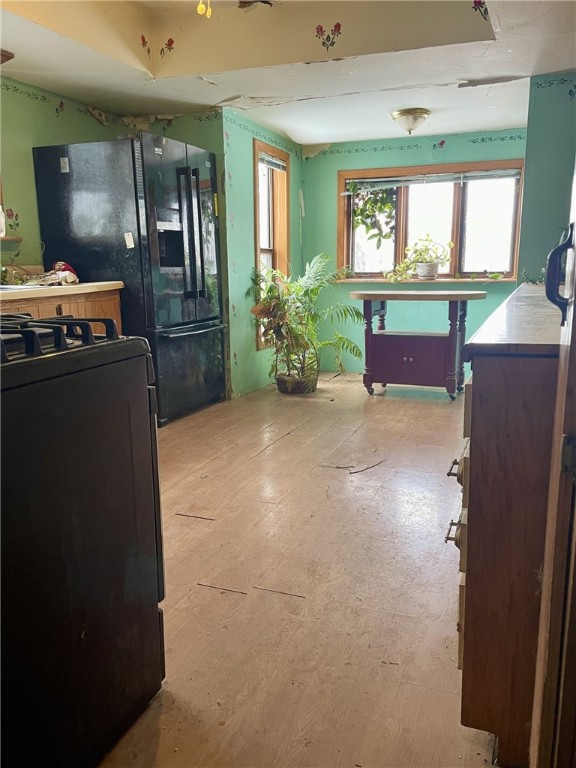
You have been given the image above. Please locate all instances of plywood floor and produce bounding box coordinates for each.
[100,374,494,768]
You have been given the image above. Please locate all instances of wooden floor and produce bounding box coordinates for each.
[100,374,494,768]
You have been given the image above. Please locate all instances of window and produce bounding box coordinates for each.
[338,160,523,279]
[253,140,290,348]
[254,140,289,275]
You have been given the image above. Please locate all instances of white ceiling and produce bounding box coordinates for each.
[1,1,575,145]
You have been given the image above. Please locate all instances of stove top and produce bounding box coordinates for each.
[0,314,121,363]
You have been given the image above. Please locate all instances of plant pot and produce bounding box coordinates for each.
[415,261,439,280]
[276,373,318,394]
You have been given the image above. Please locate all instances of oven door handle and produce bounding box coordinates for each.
[160,324,225,339]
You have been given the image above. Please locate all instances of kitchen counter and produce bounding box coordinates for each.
[0,281,124,300]
[462,283,560,359]
[0,281,124,333]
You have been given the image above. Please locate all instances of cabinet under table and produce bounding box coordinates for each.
[349,290,487,398]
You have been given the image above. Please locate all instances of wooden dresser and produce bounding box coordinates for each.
[0,281,124,333]
[457,284,561,767]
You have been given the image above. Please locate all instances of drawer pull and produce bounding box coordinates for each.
[447,458,459,477]
[445,519,462,549]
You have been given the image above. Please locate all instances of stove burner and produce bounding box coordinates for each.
[0,314,121,363]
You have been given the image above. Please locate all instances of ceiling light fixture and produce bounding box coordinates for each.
[391,108,431,135]
[197,0,212,19]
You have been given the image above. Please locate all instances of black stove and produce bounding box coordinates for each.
[0,313,120,363]
[1,311,165,768]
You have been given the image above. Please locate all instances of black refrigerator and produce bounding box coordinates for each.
[33,132,226,424]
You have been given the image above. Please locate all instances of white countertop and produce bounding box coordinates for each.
[0,281,124,300]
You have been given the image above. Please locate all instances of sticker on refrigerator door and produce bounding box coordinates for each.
[205,160,211,167]
[60,157,70,173]
[154,147,163,155]
[124,232,135,249]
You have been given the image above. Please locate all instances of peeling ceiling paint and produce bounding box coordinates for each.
[0,1,574,143]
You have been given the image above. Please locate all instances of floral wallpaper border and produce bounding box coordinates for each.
[534,76,576,90]
[223,113,300,158]
[316,142,422,157]
[1,80,123,125]
[533,75,576,101]
[1,81,49,103]
[313,130,527,157]
[1,79,205,134]
[468,133,526,144]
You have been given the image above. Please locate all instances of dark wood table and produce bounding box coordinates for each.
[349,290,487,398]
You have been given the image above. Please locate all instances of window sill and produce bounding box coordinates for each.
[337,276,518,285]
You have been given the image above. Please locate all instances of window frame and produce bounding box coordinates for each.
[253,140,290,349]
[337,159,524,280]
[254,140,290,276]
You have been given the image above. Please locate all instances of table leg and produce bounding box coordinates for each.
[362,300,376,394]
[375,300,387,331]
[446,300,459,399]
[457,301,468,391]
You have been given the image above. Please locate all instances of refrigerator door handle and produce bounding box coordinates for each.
[160,323,225,339]
[189,168,207,299]
[545,222,573,326]
[177,168,199,298]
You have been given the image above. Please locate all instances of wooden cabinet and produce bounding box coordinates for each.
[369,331,450,386]
[460,284,561,768]
[0,283,123,334]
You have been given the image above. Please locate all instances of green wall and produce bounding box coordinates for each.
[2,72,575,395]
[218,109,303,396]
[0,78,304,397]
[159,108,305,397]
[0,78,230,267]
[0,78,121,264]
[302,128,526,260]
[519,71,576,280]
[302,128,527,372]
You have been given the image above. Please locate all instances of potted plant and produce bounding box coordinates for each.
[248,253,364,394]
[386,234,453,282]
[348,181,397,250]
